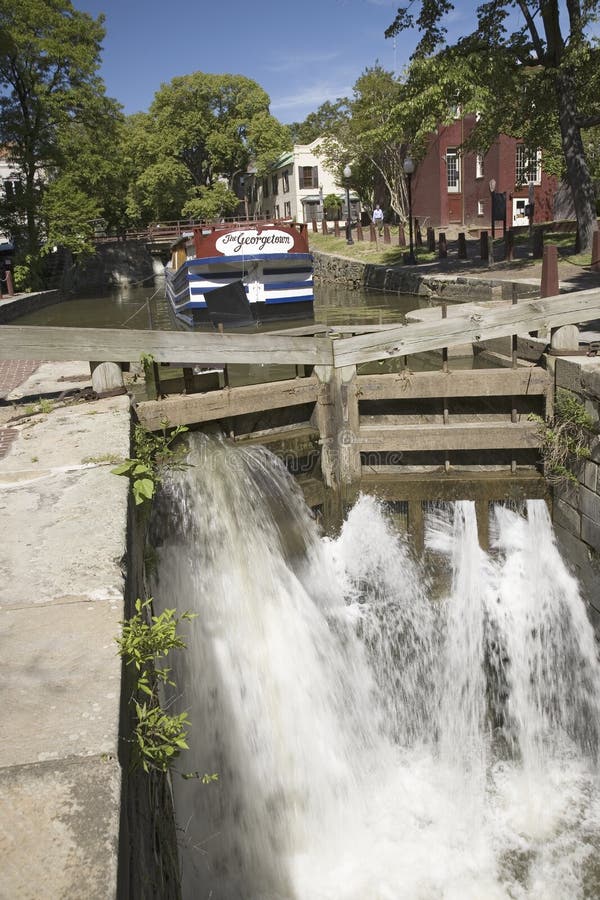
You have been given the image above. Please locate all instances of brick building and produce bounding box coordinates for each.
[411,114,557,231]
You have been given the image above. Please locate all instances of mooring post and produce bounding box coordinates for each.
[541,245,559,298]
[457,232,467,259]
[90,361,125,398]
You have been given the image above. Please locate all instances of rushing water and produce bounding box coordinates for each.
[151,436,600,900]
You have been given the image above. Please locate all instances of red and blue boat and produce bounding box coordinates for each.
[165,221,314,327]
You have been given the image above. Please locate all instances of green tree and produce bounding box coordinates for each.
[318,65,411,223]
[287,100,348,144]
[126,72,291,225]
[385,0,600,250]
[0,0,116,279]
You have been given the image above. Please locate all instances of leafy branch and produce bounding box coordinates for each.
[117,598,195,773]
[111,421,189,505]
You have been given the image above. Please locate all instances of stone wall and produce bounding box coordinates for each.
[62,241,156,292]
[312,250,539,301]
[551,356,600,627]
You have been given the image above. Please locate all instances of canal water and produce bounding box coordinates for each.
[14,280,425,330]
[151,435,600,900]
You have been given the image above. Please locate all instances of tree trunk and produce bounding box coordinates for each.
[555,69,598,251]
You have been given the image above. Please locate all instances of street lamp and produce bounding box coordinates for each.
[403,156,416,264]
[489,178,496,238]
[343,164,354,245]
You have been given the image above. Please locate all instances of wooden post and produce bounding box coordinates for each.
[407,500,424,555]
[90,361,126,397]
[312,218,318,233]
[415,219,423,247]
[475,500,489,550]
[457,233,467,259]
[480,230,489,262]
[532,227,544,259]
[592,231,600,273]
[356,222,364,242]
[398,225,406,246]
[383,224,391,245]
[505,228,514,262]
[333,220,340,238]
[427,226,436,251]
[541,245,559,297]
[313,362,361,494]
[438,233,447,259]
[369,224,377,242]
[322,218,329,235]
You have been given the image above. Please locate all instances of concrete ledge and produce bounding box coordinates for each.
[0,289,62,323]
[0,387,131,898]
[0,755,121,900]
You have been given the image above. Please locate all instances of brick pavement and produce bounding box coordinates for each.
[0,359,41,459]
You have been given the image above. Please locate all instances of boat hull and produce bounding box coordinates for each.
[164,223,314,328]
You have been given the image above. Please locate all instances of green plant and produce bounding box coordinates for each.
[117,598,195,773]
[530,389,598,485]
[111,421,189,505]
[24,397,54,416]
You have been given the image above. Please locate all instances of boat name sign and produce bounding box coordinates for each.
[215,229,295,256]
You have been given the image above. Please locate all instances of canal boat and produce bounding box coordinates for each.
[164,221,314,328]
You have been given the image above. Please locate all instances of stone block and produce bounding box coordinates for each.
[555,358,584,393]
[581,514,600,553]
[583,460,599,493]
[579,484,600,525]
[553,497,581,537]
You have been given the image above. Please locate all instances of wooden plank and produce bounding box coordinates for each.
[0,325,333,367]
[333,288,600,367]
[356,367,550,400]
[233,422,319,449]
[135,376,318,431]
[358,421,541,452]
[359,469,547,501]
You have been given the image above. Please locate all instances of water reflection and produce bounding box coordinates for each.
[15,278,424,331]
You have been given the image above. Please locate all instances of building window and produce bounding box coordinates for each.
[263,178,269,199]
[284,201,291,218]
[475,153,484,179]
[299,166,318,189]
[283,170,289,192]
[446,148,460,193]
[272,174,278,195]
[274,204,280,219]
[515,146,542,185]
[477,200,484,216]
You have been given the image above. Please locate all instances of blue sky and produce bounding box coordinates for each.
[73,0,477,123]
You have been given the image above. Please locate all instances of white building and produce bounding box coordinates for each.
[244,138,359,224]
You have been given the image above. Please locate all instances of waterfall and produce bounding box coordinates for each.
[151,436,600,900]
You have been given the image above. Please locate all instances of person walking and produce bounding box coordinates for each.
[372,204,384,235]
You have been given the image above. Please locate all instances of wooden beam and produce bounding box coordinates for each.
[333,288,600,367]
[135,376,318,431]
[359,469,547,501]
[356,367,550,401]
[358,421,541,452]
[0,325,333,367]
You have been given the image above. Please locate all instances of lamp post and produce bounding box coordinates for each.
[403,156,416,264]
[489,178,496,239]
[343,164,354,245]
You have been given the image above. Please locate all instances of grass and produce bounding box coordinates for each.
[308,229,436,266]
[308,226,595,270]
